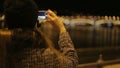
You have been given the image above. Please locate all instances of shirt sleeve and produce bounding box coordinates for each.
[58,32,79,67]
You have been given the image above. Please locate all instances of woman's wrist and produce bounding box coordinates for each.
[59,26,66,33]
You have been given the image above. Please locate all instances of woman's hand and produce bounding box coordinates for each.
[42,9,66,33]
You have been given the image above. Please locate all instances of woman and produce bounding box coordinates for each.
[2,0,78,68]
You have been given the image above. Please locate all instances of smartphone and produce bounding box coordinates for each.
[38,11,47,20]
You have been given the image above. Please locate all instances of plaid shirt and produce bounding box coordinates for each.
[4,29,78,68]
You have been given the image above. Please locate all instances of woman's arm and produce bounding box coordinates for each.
[58,31,79,66]
[46,9,79,67]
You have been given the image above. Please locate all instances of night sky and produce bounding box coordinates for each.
[0,0,120,16]
[34,0,120,16]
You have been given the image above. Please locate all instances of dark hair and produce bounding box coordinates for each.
[4,0,38,29]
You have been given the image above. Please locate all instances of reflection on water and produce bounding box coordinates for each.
[65,26,120,48]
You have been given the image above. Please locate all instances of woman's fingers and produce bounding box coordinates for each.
[47,9,57,17]
[46,14,55,22]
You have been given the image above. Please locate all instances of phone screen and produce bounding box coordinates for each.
[38,11,47,20]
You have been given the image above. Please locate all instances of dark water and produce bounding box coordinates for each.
[66,26,120,64]
[66,26,120,48]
